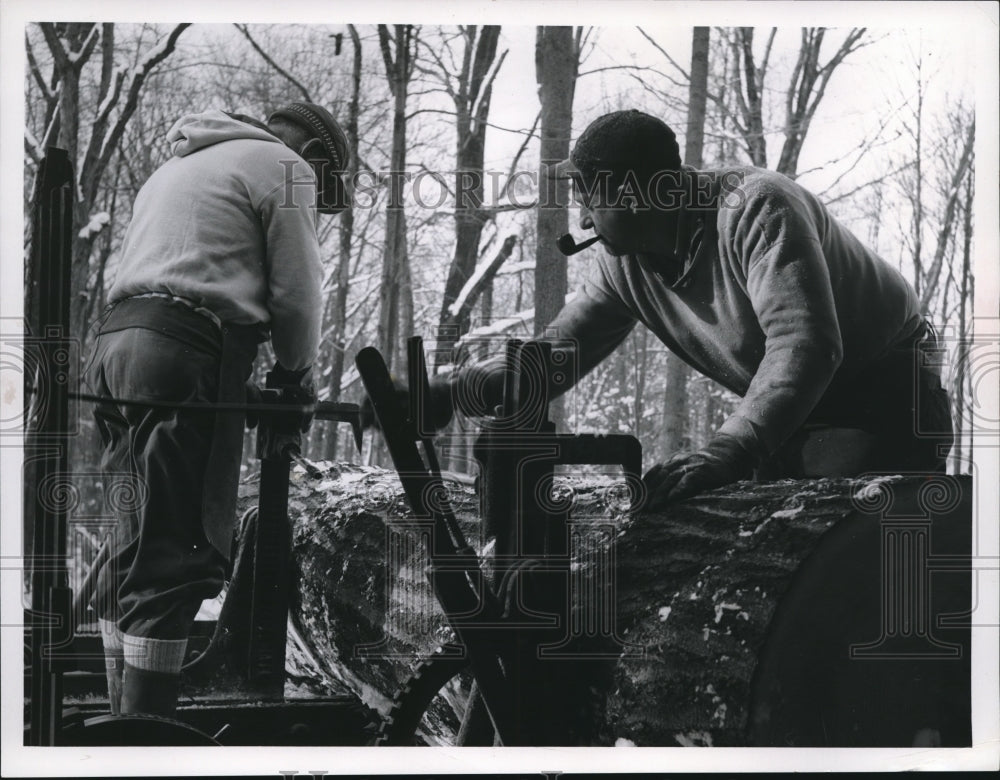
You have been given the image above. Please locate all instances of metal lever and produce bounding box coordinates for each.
[314,401,363,452]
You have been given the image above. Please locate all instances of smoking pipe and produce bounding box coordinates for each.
[556,233,602,256]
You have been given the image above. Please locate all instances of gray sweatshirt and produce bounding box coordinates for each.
[108,109,323,371]
[458,167,923,460]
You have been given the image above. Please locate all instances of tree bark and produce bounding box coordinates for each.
[660,27,709,458]
[321,25,363,460]
[534,27,579,430]
[377,25,416,373]
[952,167,974,471]
[713,27,865,178]
[533,26,578,336]
[434,26,504,366]
[235,466,968,745]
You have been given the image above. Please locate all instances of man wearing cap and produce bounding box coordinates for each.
[85,103,350,717]
[421,109,952,505]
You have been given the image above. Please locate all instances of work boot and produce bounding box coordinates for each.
[98,618,124,715]
[121,663,181,718]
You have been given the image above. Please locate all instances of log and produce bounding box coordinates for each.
[236,465,971,746]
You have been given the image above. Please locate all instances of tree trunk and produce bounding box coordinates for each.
[435,26,503,367]
[534,27,579,429]
[918,118,975,312]
[322,25,363,461]
[533,26,577,336]
[714,27,865,178]
[377,25,415,373]
[736,27,768,167]
[660,27,709,457]
[912,59,925,296]
[952,169,974,472]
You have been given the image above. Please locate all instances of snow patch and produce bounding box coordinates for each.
[854,475,898,504]
[658,606,671,622]
[25,127,43,161]
[496,259,535,276]
[713,602,742,624]
[447,254,505,319]
[674,730,714,747]
[458,292,580,345]
[78,211,110,240]
[614,737,636,747]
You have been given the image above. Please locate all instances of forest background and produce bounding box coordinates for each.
[16,7,990,503]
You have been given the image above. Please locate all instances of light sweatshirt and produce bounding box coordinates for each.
[458,167,923,460]
[108,109,323,371]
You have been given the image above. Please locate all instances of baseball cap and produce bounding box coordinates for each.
[269,102,352,214]
[551,109,682,184]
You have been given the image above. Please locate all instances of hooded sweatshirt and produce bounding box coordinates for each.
[108,109,322,371]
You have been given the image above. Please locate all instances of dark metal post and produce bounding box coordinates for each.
[26,147,75,745]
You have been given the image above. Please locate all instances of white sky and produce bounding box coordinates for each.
[484,24,978,194]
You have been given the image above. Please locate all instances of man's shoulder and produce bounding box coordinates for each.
[214,140,316,198]
[226,138,313,170]
[710,166,819,239]
[710,166,804,207]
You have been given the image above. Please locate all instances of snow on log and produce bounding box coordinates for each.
[236,465,970,745]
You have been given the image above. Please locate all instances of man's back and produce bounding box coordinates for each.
[584,166,924,395]
[109,109,322,370]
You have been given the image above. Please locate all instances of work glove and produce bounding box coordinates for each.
[360,376,454,433]
[642,434,758,510]
[254,363,316,460]
[269,362,316,433]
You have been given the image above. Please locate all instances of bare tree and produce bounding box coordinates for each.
[950,168,974,472]
[377,24,418,371]
[918,118,975,312]
[661,26,710,457]
[692,26,868,177]
[319,25,364,459]
[421,26,511,365]
[25,23,190,340]
[534,26,582,336]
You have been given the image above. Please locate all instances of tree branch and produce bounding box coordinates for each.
[806,29,868,122]
[498,109,541,204]
[25,34,58,103]
[86,24,190,205]
[920,119,975,310]
[39,23,70,70]
[24,130,43,165]
[75,23,101,67]
[636,26,689,81]
[234,24,313,102]
[759,27,777,87]
[821,159,916,206]
[377,25,397,95]
[446,234,519,325]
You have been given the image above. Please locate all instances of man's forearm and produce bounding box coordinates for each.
[718,339,843,460]
[451,292,636,418]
